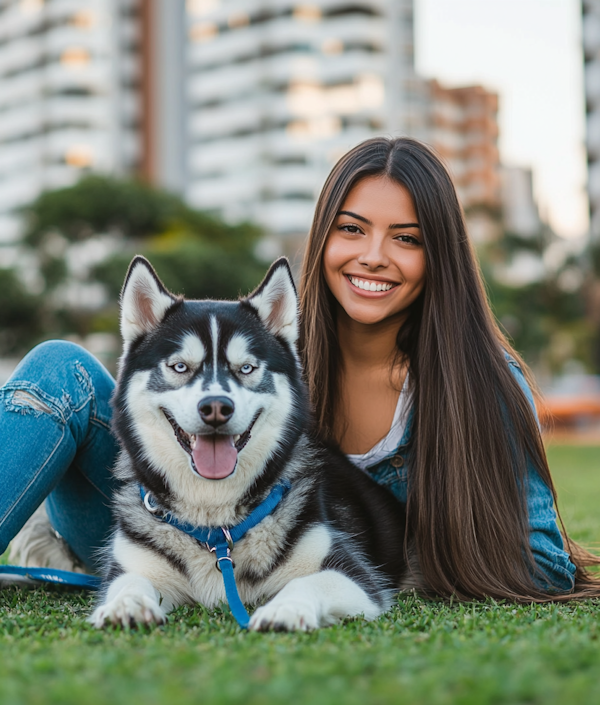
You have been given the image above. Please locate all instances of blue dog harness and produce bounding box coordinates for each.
[139,480,291,629]
[0,482,290,629]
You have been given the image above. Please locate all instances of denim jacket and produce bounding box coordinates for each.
[364,357,577,594]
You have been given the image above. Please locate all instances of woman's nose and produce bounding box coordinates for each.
[356,236,389,269]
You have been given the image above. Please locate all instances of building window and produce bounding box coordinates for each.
[65,145,94,168]
[190,22,218,42]
[293,5,322,23]
[287,116,341,140]
[228,12,249,29]
[60,48,91,69]
[187,0,219,17]
[325,6,381,18]
[70,10,97,29]
[322,38,343,55]
[20,0,43,15]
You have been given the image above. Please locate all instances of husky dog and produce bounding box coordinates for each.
[90,256,415,631]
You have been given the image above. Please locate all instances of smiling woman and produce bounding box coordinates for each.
[322,177,426,455]
[299,136,600,602]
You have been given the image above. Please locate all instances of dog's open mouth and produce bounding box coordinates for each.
[161,409,261,480]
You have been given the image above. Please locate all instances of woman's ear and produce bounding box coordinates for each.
[244,257,298,346]
[120,256,177,344]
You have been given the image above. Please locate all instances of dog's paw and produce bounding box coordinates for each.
[90,594,166,629]
[249,598,320,632]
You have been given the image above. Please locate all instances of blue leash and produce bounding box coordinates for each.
[0,565,101,589]
[140,480,291,629]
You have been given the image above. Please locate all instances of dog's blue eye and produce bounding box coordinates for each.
[240,364,254,375]
[173,362,188,373]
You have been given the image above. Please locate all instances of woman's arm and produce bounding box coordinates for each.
[506,358,576,593]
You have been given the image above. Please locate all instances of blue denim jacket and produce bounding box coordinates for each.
[364,358,577,594]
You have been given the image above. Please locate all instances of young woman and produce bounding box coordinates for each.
[299,136,600,601]
[0,136,598,600]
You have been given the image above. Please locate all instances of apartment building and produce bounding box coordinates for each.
[583,0,600,240]
[0,0,431,255]
[425,79,501,211]
[184,0,420,254]
[0,0,142,243]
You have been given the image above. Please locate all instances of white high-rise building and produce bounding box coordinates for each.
[185,0,420,255]
[0,0,420,254]
[0,0,142,244]
[583,0,600,240]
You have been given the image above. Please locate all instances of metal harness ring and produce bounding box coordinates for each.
[216,556,235,572]
[143,492,160,514]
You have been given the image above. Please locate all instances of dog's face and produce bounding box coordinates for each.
[116,256,304,498]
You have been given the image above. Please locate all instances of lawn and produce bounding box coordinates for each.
[1,444,599,705]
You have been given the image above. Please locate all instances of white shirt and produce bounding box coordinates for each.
[346,374,411,471]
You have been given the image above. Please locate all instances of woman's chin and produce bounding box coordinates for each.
[339,303,407,328]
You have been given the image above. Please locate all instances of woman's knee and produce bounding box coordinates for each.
[4,340,114,415]
[20,340,92,369]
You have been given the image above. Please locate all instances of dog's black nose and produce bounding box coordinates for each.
[198,397,235,427]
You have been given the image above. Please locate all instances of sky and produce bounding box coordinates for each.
[415,0,587,239]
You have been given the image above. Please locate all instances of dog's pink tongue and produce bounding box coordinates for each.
[192,435,238,479]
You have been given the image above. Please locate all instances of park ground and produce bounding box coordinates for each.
[1,443,599,705]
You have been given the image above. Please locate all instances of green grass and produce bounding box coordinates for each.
[1,444,599,705]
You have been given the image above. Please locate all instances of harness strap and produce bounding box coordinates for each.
[140,480,291,628]
[0,565,101,590]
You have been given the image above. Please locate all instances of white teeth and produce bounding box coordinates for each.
[233,434,240,443]
[349,276,394,292]
[190,435,197,449]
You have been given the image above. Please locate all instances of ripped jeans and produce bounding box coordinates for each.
[0,340,120,570]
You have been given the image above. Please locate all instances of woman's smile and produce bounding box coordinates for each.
[345,274,399,294]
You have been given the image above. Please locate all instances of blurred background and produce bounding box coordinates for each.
[0,0,599,440]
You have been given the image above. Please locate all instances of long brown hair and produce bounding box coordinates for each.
[299,136,600,601]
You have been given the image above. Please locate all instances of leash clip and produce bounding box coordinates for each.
[209,544,235,571]
[208,527,235,571]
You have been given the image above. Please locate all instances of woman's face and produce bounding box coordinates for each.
[323,176,426,327]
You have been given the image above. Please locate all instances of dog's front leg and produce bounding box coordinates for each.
[90,573,174,628]
[249,569,383,632]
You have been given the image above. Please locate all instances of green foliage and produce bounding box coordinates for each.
[0,444,598,705]
[484,271,591,372]
[22,175,183,247]
[22,174,264,253]
[93,230,267,302]
[0,268,43,355]
[10,175,268,353]
[475,222,592,374]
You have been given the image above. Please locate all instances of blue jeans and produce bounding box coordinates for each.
[0,340,120,571]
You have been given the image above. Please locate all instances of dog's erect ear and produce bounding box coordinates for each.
[120,256,177,343]
[244,258,298,346]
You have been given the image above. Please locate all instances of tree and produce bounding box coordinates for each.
[0,268,43,356]
[12,175,268,352]
[473,214,592,376]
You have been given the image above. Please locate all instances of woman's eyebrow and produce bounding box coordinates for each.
[338,210,372,225]
[338,210,420,229]
[389,222,420,229]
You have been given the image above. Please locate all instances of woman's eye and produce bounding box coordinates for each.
[240,364,254,375]
[395,234,420,245]
[172,362,188,373]
[339,224,362,234]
